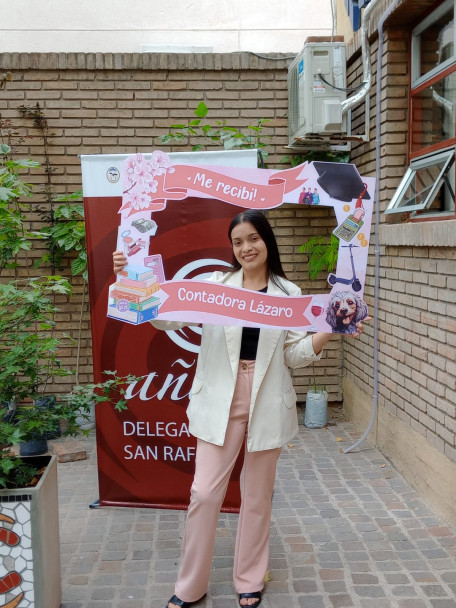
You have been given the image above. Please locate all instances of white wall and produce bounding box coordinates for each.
[2,0,333,53]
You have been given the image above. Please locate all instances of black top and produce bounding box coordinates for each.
[239,286,267,360]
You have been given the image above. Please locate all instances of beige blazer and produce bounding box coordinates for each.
[152,270,321,451]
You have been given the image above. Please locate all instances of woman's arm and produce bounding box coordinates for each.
[283,330,322,369]
[311,332,332,355]
[284,319,370,369]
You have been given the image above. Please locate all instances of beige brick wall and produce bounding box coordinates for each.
[0,51,342,403]
[342,12,456,468]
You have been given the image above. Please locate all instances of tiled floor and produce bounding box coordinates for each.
[58,408,456,608]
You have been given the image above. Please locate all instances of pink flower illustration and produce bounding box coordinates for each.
[122,150,172,212]
[143,179,158,194]
[133,163,153,187]
[149,150,172,176]
[127,191,151,211]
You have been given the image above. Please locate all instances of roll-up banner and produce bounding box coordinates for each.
[81,150,258,510]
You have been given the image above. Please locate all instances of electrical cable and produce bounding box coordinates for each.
[234,51,297,60]
[317,73,366,92]
[257,150,265,168]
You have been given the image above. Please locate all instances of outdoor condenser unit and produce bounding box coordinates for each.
[288,41,347,146]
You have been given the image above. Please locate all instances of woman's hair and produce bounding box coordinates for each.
[227,209,289,293]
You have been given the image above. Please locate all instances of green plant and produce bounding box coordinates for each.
[38,193,88,384]
[0,276,73,404]
[0,137,74,486]
[14,105,87,280]
[299,234,339,280]
[36,192,87,279]
[0,138,73,399]
[308,362,327,394]
[7,461,41,488]
[0,133,87,488]
[0,104,146,492]
[13,105,89,384]
[158,101,271,163]
[0,371,138,488]
[64,370,140,414]
[0,145,38,271]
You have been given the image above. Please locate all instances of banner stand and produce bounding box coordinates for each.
[81,150,258,511]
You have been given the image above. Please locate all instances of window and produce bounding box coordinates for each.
[411,0,455,87]
[410,72,456,153]
[388,0,456,217]
[385,149,455,215]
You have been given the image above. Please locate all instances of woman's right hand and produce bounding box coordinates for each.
[113,250,127,274]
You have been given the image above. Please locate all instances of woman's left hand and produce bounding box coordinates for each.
[349,316,372,338]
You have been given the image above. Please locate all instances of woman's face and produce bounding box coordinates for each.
[230,221,268,274]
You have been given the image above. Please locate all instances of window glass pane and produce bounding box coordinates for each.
[401,164,442,209]
[419,8,454,78]
[411,73,456,153]
[417,161,455,214]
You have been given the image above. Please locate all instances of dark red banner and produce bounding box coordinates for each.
[84,195,245,510]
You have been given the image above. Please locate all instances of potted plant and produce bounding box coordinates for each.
[0,368,136,608]
[0,275,74,442]
[0,373,134,608]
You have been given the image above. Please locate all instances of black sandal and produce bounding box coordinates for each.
[166,594,206,608]
[238,591,262,608]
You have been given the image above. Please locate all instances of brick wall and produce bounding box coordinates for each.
[0,52,342,402]
[342,14,456,466]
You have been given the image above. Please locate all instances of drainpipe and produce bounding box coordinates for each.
[340,0,380,115]
[343,0,403,453]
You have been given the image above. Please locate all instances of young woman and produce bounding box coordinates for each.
[112,210,368,608]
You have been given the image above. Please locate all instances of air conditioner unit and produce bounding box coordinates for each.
[288,41,347,146]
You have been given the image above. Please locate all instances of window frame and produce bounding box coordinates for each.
[385,149,455,215]
[409,63,456,160]
[411,0,455,88]
[387,0,456,218]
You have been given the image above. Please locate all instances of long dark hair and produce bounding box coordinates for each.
[228,209,289,293]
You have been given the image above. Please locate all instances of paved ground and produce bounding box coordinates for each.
[57,407,456,608]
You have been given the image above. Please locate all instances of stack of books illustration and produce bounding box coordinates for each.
[108,263,161,324]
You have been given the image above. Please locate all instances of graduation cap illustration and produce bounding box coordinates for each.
[313,162,371,202]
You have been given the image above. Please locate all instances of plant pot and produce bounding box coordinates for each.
[19,434,48,456]
[0,455,62,608]
[36,395,61,439]
[304,389,328,428]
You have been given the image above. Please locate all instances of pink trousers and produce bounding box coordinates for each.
[174,360,281,601]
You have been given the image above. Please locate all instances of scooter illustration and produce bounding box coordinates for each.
[328,244,362,292]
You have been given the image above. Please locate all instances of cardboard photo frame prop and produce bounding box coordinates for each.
[108,151,375,334]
